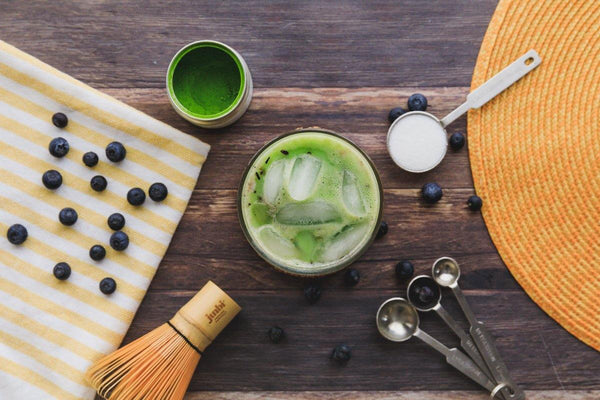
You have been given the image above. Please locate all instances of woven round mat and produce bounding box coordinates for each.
[468,0,600,351]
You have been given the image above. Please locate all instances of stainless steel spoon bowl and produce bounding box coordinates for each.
[406,275,442,312]
[376,297,419,342]
[432,257,461,287]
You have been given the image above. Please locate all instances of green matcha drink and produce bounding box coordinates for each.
[238,129,382,276]
[166,40,253,128]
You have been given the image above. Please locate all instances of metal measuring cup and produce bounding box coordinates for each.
[376,297,508,397]
[387,49,541,173]
[432,257,524,400]
[406,275,493,381]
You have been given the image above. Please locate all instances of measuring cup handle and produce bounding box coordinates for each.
[440,49,541,127]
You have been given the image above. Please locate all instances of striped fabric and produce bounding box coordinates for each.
[0,41,209,399]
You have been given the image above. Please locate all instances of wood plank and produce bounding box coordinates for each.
[104,87,474,190]
[1,1,497,88]
[185,391,600,400]
[126,290,600,391]
[153,188,518,291]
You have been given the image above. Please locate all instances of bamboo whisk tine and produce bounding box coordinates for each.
[86,281,241,400]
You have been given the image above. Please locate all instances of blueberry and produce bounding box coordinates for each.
[388,107,406,123]
[376,221,388,239]
[7,224,27,245]
[82,151,99,167]
[42,170,63,190]
[53,262,71,280]
[99,277,116,294]
[267,326,285,343]
[421,182,443,203]
[344,268,360,287]
[449,132,466,151]
[48,137,70,158]
[127,188,146,206]
[331,344,352,364]
[89,245,106,261]
[467,195,483,211]
[395,260,414,281]
[149,183,168,202]
[304,283,321,305]
[110,231,129,251]
[52,112,68,128]
[58,207,78,226]
[408,277,441,309]
[107,213,126,230]
[90,175,107,192]
[105,141,126,162]
[417,285,436,304]
[407,93,428,111]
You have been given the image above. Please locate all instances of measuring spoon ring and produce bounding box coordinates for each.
[432,257,524,400]
[376,297,498,393]
[407,275,494,382]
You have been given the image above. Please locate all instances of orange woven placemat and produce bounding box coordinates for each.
[469,0,600,351]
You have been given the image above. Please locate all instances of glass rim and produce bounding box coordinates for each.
[236,128,384,277]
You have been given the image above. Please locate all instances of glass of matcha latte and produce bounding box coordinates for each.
[238,129,383,276]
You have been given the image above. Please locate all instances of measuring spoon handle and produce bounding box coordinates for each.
[451,285,525,400]
[447,348,497,393]
[469,322,525,400]
[436,306,493,381]
[414,329,496,392]
[440,49,541,127]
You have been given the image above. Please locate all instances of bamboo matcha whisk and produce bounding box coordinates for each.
[86,281,241,400]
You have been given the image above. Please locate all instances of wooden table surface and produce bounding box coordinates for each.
[4,1,600,399]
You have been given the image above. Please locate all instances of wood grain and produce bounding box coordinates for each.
[184,391,600,400]
[103,87,474,190]
[156,188,514,291]
[1,1,497,88]
[5,0,599,398]
[125,289,600,392]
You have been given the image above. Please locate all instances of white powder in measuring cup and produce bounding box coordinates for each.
[387,113,448,173]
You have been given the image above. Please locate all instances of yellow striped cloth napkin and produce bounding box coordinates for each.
[0,41,209,399]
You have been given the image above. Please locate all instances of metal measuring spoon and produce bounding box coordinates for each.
[387,49,541,173]
[376,297,504,395]
[407,275,493,381]
[432,257,524,400]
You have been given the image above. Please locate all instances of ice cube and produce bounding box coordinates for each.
[258,226,299,258]
[263,159,286,204]
[288,155,322,201]
[342,170,365,216]
[320,224,370,262]
[276,200,340,225]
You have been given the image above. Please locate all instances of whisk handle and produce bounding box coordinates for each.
[170,281,242,352]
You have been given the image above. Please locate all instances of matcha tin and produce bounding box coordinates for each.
[167,40,253,128]
[238,128,383,277]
